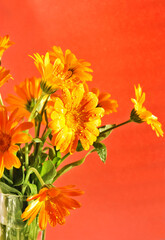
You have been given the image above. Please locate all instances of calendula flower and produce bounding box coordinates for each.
[49,46,93,83]
[48,84,104,153]
[5,77,42,119]
[0,35,14,59]
[21,185,84,230]
[31,52,65,94]
[0,107,32,177]
[91,88,118,115]
[131,84,163,137]
[31,47,93,94]
[0,66,13,88]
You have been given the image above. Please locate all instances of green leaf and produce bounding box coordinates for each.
[52,157,61,166]
[32,138,42,143]
[96,124,115,142]
[40,160,56,184]
[0,182,22,195]
[93,142,107,163]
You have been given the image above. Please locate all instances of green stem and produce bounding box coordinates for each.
[102,119,132,135]
[29,92,47,122]
[113,119,132,129]
[25,143,29,169]
[9,168,13,181]
[42,230,46,240]
[24,167,45,186]
[61,152,70,162]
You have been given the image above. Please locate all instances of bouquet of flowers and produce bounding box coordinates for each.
[0,35,163,240]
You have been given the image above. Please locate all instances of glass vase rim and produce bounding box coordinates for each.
[0,192,28,199]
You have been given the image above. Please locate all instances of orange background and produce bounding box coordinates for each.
[1,0,165,239]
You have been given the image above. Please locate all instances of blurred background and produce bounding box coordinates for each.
[0,0,165,239]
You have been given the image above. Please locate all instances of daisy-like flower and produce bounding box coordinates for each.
[91,88,118,115]
[21,185,84,230]
[0,66,13,88]
[31,52,64,94]
[31,47,93,94]
[48,84,104,153]
[0,106,33,177]
[131,84,163,137]
[49,46,93,84]
[0,35,14,60]
[5,77,42,119]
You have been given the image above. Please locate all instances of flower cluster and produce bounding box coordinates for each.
[0,35,163,235]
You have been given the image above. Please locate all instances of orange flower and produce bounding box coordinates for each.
[48,84,104,153]
[0,106,33,177]
[21,185,84,230]
[0,66,13,88]
[0,35,14,59]
[31,52,64,94]
[5,77,42,119]
[131,84,163,137]
[31,47,93,93]
[91,88,118,115]
[49,46,93,84]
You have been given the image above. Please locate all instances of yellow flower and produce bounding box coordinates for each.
[0,66,13,88]
[31,52,65,94]
[91,88,118,115]
[21,185,84,230]
[49,46,93,84]
[0,35,14,59]
[0,106,33,177]
[5,77,42,119]
[31,48,93,94]
[131,84,163,137]
[48,84,104,153]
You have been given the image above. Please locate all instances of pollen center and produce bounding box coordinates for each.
[0,131,11,152]
[65,110,83,131]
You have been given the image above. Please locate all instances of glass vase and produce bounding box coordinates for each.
[0,192,45,240]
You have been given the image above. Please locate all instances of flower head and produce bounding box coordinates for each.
[5,77,42,119]
[0,35,14,59]
[0,107,32,177]
[0,66,13,88]
[131,84,163,137]
[48,84,104,153]
[91,88,118,115]
[49,46,93,84]
[31,47,93,94]
[21,185,84,230]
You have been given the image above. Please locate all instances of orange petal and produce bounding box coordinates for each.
[11,132,32,144]
[39,204,48,230]
[0,153,4,178]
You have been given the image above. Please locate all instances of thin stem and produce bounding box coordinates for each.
[9,168,13,181]
[111,119,132,129]
[102,119,132,136]
[42,230,46,240]
[61,152,70,162]
[25,143,29,169]
[56,152,70,168]
[24,167,45,186]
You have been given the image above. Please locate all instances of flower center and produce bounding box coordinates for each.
[65,110,83,131]
[0,131,11,152]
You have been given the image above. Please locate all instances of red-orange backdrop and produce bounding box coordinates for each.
[1,0,165,239]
